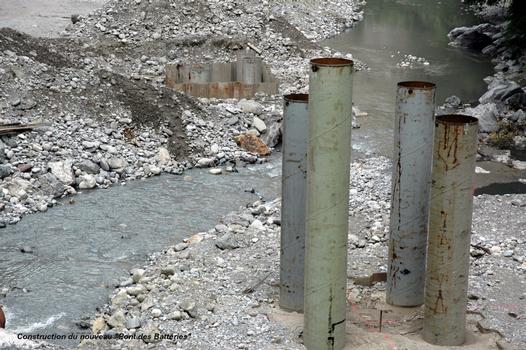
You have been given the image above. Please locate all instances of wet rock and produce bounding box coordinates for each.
[79,174,96,189]
[234,134,271,156]
[479,79,521,104]
[197,157,215,168]
[263,122,281,148]
[77,159,100,174]
[448,23,497,51]
[505,91,526,110]
[36,173,65,198]
[108,157,127,172]
[99,158,110,171]
[209,168,222,175]
[463,103,498,132]
[49,159,75,185]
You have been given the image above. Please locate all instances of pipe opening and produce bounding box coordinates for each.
[397,81,436,89]
[310,58,354,67]
[436,114,479,125]
[284,93,309,103]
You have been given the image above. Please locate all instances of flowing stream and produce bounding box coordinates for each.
[0,161,281,345]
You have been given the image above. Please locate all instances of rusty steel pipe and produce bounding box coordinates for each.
[423,115,479,346]
[304,58,353,350]
[386,81,436,307]
[280,94,309,312]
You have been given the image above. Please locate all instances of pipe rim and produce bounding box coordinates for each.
[284,93,309,103]
[310,57,354,67]
[397,81,436,89]
[436,114,479,125]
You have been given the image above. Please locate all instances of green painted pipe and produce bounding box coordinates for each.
[423,114,479,346]
[304,57,353,350]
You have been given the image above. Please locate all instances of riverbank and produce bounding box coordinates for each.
[444,1,526,170]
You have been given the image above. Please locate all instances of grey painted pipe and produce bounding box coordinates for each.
[387,81,436,307]
[423,115,479,346]
[304,58,353,350]
[280,94,309,312]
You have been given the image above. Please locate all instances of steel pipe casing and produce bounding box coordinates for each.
[304,58,353,350]
[423,115,479,346]
[280,94,309,312]
[387,81,436,307]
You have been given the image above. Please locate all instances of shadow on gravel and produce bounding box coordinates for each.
[475,182,526,195]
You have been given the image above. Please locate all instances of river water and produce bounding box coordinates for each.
[324,0,494,157]
[0,0,501,346]
[0,162,280,344]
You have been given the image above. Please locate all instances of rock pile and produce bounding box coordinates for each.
[446,8,526,155]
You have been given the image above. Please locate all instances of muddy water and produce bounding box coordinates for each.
[0,161,280,345]
[324,0,494,157]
